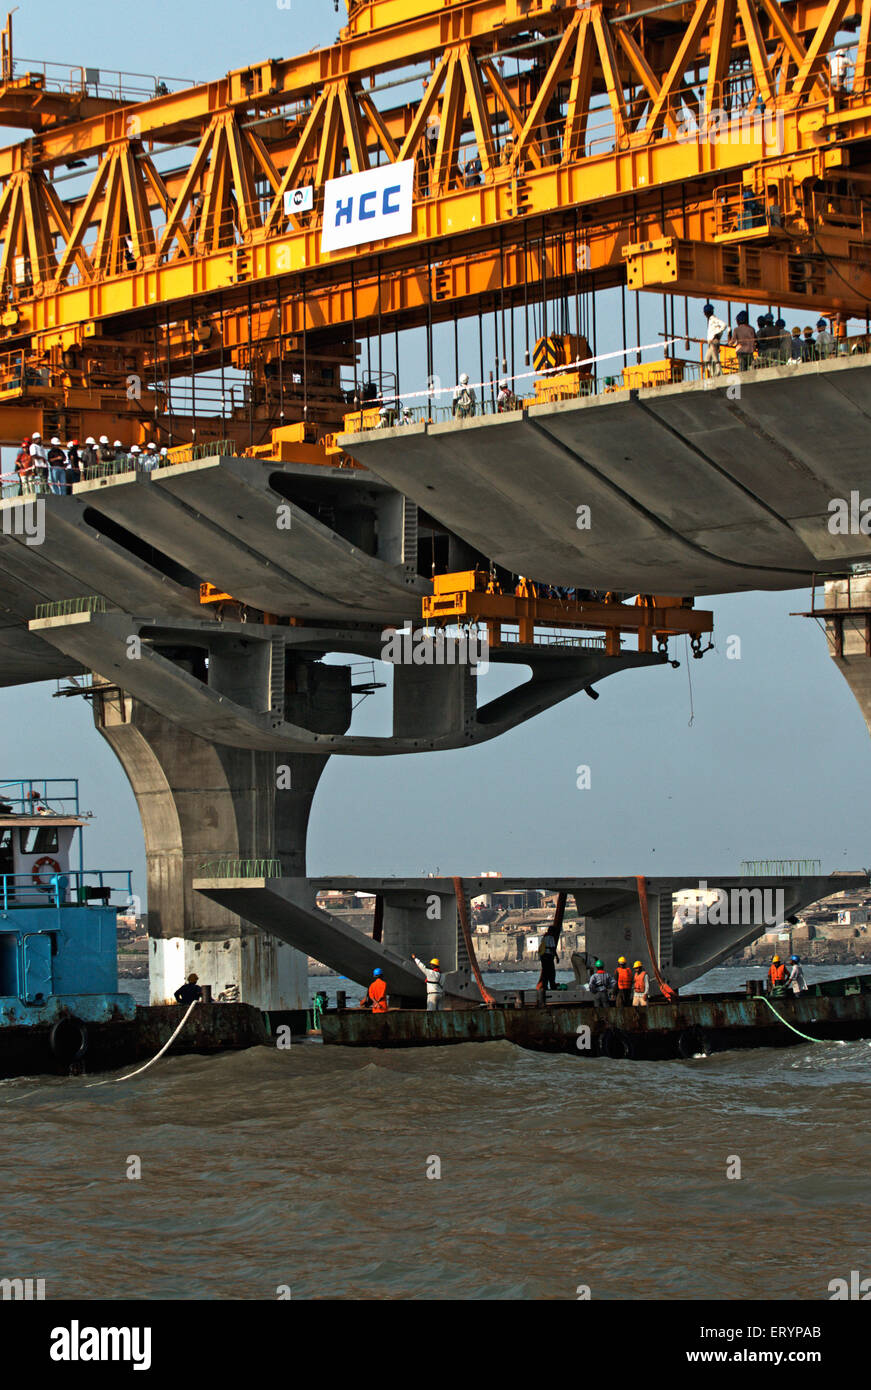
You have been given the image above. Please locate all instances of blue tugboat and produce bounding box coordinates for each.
[0,778,272,1079]
[0,778,136,1069]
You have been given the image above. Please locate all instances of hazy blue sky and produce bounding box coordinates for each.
[1,3,868,899]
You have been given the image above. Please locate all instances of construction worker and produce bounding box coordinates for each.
[174,972,202,1005]
[703,302,726,376]
[786,954,807,995]
[412,954,445,1011]
[537,930,559,992]
[614,956,633,1006]
[632,960,650,1007]
[588,959,614,1007]
[767,954,787,993]
[452,373,476,419]
[362,967,388,1013]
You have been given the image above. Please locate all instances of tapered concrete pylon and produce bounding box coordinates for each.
[92,684,330,1014]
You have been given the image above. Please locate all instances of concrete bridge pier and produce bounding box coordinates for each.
[92,684,329,1015]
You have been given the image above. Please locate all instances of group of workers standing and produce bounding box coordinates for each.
[7,433,169,496]
[704,302,852,375]
[358,949,807,1013]
[588,957,651,1007]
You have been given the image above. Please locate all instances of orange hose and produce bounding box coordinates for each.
[453,876,497,1006]
[636,874,677,1002]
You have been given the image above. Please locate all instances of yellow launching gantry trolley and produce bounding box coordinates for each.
[422,572,714,657]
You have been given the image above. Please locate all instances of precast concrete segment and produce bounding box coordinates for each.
[340,358,871,596]
[82,456,431,620]
[308,873,867,990]
[29,610,658,754]
[341,410,807,595]
[192,876,426,999]
[0,621,82,685]
[76,469,333,618]
[0,493,204,619]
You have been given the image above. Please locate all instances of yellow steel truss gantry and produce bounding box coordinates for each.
[0,0,869,442]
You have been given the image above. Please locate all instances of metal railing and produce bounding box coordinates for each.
[197,858,282,879]
[0,779,80,816]
[0,868,133,911]
[740,859,823,877]
[34,596,109,621]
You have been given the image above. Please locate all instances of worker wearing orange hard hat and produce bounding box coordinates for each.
[632,960,650,1008]
[614,956,633,1007]
[411,953,444,1012]
[767,954,787,993]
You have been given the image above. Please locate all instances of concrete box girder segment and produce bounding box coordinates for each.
[0,493,203,619]
[339,358,871,597]
[299,872,868,993]
[77,455,430,622]
[29,610,662,754]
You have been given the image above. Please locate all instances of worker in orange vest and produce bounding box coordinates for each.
[632,960,649,1007]
[767,955,787,993]
[363,967,388,1013]
[614,956,633,1006]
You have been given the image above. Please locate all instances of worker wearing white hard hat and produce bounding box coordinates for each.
[452,370,477,419]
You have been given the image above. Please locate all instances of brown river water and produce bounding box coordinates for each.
[2,967,869,1301]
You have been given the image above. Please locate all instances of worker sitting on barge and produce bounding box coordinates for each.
[174,973,202,1005]
[412,955,444,1011]
[588,960,614,1007]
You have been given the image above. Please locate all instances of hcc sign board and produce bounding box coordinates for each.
[321,161,415,253]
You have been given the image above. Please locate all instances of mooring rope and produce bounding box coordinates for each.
[85,1000,199,1087]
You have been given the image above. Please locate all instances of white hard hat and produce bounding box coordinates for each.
[99,435,109,444]
[146,441,157,450]
[459,373,469,385]
[85,436,96,445]
[159,447,168,456]
[130,444,141,454]
[113,440,122,448]
[499,380,508,389]
[32,431,41,439]
[51,436,60,445]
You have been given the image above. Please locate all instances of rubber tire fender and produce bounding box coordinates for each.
[677,1026,711,1060]
[49,1016,89,1064]
[598,1027,630,1060]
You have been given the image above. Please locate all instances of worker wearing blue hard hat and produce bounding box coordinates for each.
[362,967,388,1013]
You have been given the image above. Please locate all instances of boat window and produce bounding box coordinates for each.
[19,826,59,854]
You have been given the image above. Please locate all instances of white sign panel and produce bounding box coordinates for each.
[284,185,313,216]
[321,160,414,253]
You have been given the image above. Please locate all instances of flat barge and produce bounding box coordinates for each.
[320,975,871,1059]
